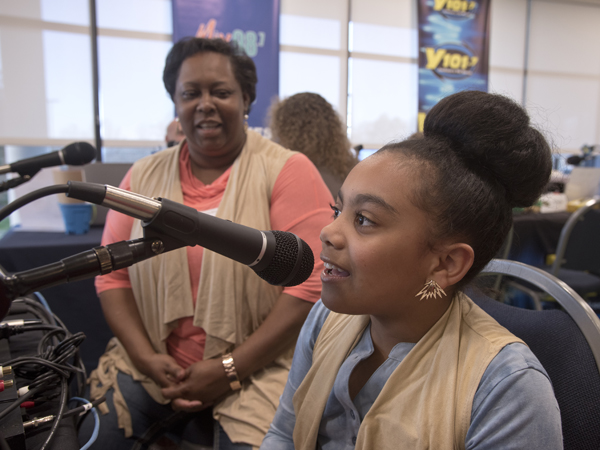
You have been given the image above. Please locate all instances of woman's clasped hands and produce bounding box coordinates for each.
[161,357,231,412]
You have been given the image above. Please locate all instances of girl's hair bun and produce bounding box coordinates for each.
[423,90,552,208]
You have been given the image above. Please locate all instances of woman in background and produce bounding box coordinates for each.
[269,92,358,197]
[80,37,333,450]
[261,90,563,449]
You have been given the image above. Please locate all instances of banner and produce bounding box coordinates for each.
[172,0,280,129]
[417,0,491,131]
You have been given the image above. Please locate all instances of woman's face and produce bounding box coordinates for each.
[174,52,249,167]
[319,152,442,318]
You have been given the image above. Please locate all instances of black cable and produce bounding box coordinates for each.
[0,385,44,421]
[0,434,10,450]
[65,395,106,418]
[4,356,71,379]
[38,329,68,354]
[10,297,57,327]
[53,332,85,357]
[0,295,87,447]
[21,324,64,333]
[7,304,51,324]
[73,353,87,397]
[29,372,61,390]
[25,295,68,329]
[38,377,68,450]
[0,184,68,222]
[32,299,59,326]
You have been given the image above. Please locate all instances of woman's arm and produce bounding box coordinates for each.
[161,292,313,409]
[99,288,184,388]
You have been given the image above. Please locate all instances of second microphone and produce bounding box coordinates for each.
[66,181,315,287]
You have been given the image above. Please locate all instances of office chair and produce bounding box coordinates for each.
[503,200,600,310]
[547,198,600,300]
[469,259,600,450]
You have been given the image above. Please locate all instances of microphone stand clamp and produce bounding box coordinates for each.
[0,175,33,193]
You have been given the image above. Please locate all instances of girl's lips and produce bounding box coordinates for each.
[322,261,350,278]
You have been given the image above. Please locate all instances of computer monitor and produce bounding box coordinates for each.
[564,167,600,201]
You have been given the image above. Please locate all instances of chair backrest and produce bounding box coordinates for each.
[470,259,600,450]
[553,199,600,275]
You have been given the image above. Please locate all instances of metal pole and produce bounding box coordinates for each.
[344,0,351,137]
[89,0,102,161]
[521,0,532,107]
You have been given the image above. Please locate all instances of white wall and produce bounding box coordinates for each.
[0,0,599,153]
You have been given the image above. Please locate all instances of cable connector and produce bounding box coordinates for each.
[0,379,14,392]
[0,319,43,338]
[0,322,19,339]
[0,365,12,378]
[18,385,29,397]
[23,415,55,429]
[0,319,42,327]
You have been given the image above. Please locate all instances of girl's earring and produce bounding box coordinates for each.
[244,113,249,130]
[416,280,446,301]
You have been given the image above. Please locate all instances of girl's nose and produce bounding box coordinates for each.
[320,218,344,249]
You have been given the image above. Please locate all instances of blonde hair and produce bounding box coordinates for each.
[269,93,358,180]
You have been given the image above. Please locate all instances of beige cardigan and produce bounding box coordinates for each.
[90,130,297,446]
[292,292,524,450]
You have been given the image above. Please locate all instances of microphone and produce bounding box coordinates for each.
[0,142,96,177]
[65,181,315,287]
[566,155,584,166]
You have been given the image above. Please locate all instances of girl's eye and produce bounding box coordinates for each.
[330,204,341,219]
[356,213,373,227]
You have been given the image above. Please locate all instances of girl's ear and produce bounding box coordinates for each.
[431,243,474,289]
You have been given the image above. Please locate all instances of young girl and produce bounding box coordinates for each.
[260,91,563,450]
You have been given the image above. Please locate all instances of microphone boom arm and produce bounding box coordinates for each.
[0,237,174,306]
[0,174,34,193]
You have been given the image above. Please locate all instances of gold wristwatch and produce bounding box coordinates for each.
[222,352,242,390]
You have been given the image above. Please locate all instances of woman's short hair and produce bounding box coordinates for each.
[379,90,552,287]
[269,92,357,180]
[163,37,257,112]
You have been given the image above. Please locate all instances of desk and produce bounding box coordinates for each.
[0,227,113,373]
[510,211,571,266]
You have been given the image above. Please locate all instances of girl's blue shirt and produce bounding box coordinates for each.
[261,300,563,450]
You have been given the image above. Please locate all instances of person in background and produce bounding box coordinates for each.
[79,37,333,450]
[165,117,185,148]
[269,92,358,198]
[260,91,563,450]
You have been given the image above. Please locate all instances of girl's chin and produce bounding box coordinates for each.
[321,296,364,316]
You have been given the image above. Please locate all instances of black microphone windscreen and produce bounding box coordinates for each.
[566,155,583,165]
[255,231,314,287]
[63,142,97,166]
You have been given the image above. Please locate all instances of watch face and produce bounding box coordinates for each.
[222,353,241,390]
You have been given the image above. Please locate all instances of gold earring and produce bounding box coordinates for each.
[416,280,446,301]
